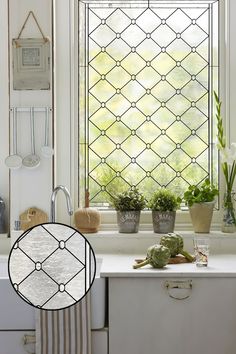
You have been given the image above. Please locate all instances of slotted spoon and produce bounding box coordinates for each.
[22,107,40,169]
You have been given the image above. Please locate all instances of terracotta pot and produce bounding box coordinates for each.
[189,202,215,233]
[152,211,176,233]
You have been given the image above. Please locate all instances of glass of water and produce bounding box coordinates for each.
[194,238,209,267]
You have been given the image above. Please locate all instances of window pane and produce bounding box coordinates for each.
[79,0,219,207]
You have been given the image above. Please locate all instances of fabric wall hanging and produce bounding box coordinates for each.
[12,11,50,90]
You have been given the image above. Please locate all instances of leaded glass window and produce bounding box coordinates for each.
[79,0,219,208]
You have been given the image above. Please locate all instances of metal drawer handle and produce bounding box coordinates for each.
[23,334,36,345]
[165,280,192,300]
[23,334,36,354]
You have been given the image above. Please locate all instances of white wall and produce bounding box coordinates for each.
[0,1,10,231]
[1,0,236,232]
[0,0,53,232]
[53,0,76,225]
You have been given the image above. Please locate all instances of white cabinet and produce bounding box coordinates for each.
[0,279,34,330]
[109,277,236,354]
[0,278,35,353]
[0,331,35,354]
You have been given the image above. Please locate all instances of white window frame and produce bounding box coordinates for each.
[53,0,236,230]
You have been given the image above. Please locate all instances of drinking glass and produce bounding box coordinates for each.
[194,238,209,267]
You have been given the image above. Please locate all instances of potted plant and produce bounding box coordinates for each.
[184,178,218,233]
[112,188,146,233]
[214,92,236,232]
[149,190,181,233]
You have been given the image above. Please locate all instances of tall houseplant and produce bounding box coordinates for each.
[214,92,236,232]
[112,188,146,233]
[184,179,218,233]
[149,190,181,233]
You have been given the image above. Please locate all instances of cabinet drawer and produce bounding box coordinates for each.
[0,279,35,329]
[109,277,236,354]
[0,331,35,354]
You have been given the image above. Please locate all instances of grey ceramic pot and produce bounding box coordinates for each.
[152,211,176,233]
[117,210,141,233]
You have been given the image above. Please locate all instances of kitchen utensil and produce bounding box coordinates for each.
[22,107,40,168]
[14,220,21,231]
[41,107,54,158]
[0,197,6,233]
[19,207,48,231]
[5,108,22,169]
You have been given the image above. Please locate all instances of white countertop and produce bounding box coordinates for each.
[99,254,236,278]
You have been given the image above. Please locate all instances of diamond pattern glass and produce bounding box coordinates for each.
[9,223,96,310]
[79,1,219,205]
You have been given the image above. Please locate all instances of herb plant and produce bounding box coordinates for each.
[184,178,218,207]
[112,188,146,211]
[149,190,181,212]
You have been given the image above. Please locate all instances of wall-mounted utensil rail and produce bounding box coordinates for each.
[10,107,52,113]
[6,107,53,169]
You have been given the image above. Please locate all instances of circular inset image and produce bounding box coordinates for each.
[8,222,96,310]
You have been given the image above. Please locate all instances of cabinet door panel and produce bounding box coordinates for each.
[109,278,236,354]
[0,279,35,329]
[0,331,35,354]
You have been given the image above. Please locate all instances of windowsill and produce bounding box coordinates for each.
[85,230,236,239]
[2,229,236,256]
[85,230,236,255]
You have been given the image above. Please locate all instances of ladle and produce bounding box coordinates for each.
[22,107,40,169]
[41,107,54,158]
[5,108,22,169]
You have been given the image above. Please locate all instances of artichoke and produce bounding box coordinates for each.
[160,233,194,262]
[133,244,171,269]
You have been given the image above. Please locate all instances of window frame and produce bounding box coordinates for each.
[79,0,219,210]
[53,0,233,229]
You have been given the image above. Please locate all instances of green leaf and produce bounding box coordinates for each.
[149,189,181,211]
[183,178,218,205]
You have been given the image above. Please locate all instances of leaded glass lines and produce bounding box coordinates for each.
[80,1,219,206]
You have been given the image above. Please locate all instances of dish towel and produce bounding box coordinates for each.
[35,295,91,354]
